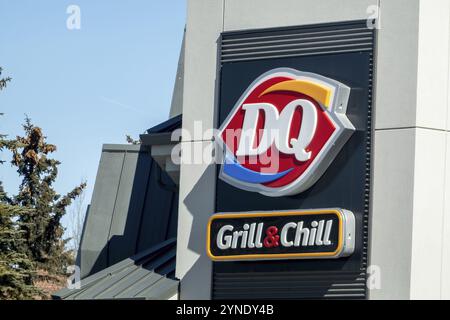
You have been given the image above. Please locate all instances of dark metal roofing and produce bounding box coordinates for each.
[74,143,179,280]
[140,114,182,146]
[53,116,181,300]
[146,114,182,134]
[53,239,177,300]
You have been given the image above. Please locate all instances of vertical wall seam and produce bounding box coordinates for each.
[408,0,422,299]
[408,130,417,299]
[106,151,126,266]
[134,153,154,253]
[439,1,450,299]
[414,0,421,129]
[222,0,225,31]
[366,0,380,296]
[164,184,176,241]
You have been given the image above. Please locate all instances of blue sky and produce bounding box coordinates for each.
[0,1,186,234]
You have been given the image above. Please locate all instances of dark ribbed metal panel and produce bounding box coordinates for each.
[53,239,178,300]
[77,116,181,279]
[213,271,366,300]
[362,51,374,284]
[221,21,374,63]
[214,20,375,300]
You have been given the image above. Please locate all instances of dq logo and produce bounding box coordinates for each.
[217,68,355,197]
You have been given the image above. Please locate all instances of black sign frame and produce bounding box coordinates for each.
[212,20,375,300]
[207,209,356,261]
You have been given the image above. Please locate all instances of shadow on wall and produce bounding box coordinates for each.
[79,145,179,278]
[180,161,216,299]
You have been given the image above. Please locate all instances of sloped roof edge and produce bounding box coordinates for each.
[53,239,178,300]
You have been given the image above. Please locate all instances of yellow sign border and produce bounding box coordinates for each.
[206,209,344,261]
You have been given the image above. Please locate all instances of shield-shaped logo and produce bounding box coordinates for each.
[217,68,355,197]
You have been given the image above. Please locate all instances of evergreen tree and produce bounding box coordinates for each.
[125,134,141,145]
[0,182,37,299]
[0,67,36,299]
[8,118,86,274]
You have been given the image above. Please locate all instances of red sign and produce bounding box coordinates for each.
[217,68,355,197]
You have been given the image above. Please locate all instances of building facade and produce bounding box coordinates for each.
[55,0,450,300]
[177,0,450,300]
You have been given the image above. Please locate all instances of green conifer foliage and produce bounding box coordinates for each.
[0,182,37,299]
[9,118,86,274]
[1,67,37,299]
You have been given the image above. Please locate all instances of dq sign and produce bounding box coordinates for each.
[217,68,355,197]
